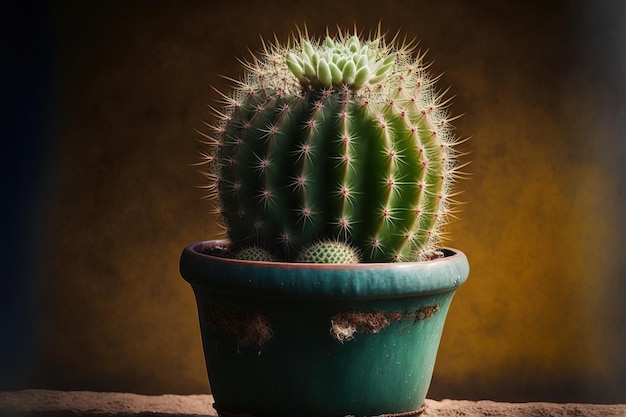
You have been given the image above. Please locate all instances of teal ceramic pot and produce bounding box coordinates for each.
[180,240,469,417]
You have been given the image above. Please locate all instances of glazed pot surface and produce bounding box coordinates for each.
[180,240,469,417]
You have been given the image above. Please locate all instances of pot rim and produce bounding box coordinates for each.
[180,240,470,299]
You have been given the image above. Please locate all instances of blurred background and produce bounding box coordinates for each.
[2,0,625,403]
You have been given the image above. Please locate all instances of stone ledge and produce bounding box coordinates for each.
[1,390,625,417]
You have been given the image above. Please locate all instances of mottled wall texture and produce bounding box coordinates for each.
[3,0,625,403]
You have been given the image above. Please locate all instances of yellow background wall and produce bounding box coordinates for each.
[3,0,625,403]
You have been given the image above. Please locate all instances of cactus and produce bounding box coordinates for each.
[296,240,360,264]
[202,28,465,262]
[234,246,276,262]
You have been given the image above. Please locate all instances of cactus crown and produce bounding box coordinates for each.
[286,35,396,91]
[201,27,466,263]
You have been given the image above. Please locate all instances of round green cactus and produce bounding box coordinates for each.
[202,28,465,262]
[234,246,276,262]
[296,240,360,264]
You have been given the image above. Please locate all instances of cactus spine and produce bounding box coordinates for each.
[203,29,464,262]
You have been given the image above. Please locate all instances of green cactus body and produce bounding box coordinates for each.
[296,240,360,264]
[234,246,276,262]
[206,31,461,262]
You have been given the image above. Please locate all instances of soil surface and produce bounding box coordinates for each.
[1,390,625,417]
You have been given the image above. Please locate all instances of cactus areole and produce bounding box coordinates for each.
[203,29,465,263]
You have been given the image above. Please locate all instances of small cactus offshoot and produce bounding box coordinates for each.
[234,246,276,262]
[200,27,467,262]
[296,240,360,264]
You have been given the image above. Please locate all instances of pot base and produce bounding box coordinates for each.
[213,403,426,417]
[213,403,428,417]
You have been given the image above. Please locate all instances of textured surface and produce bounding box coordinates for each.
[1,390,626,417]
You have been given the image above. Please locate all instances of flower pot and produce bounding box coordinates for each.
[180,240,469,417]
